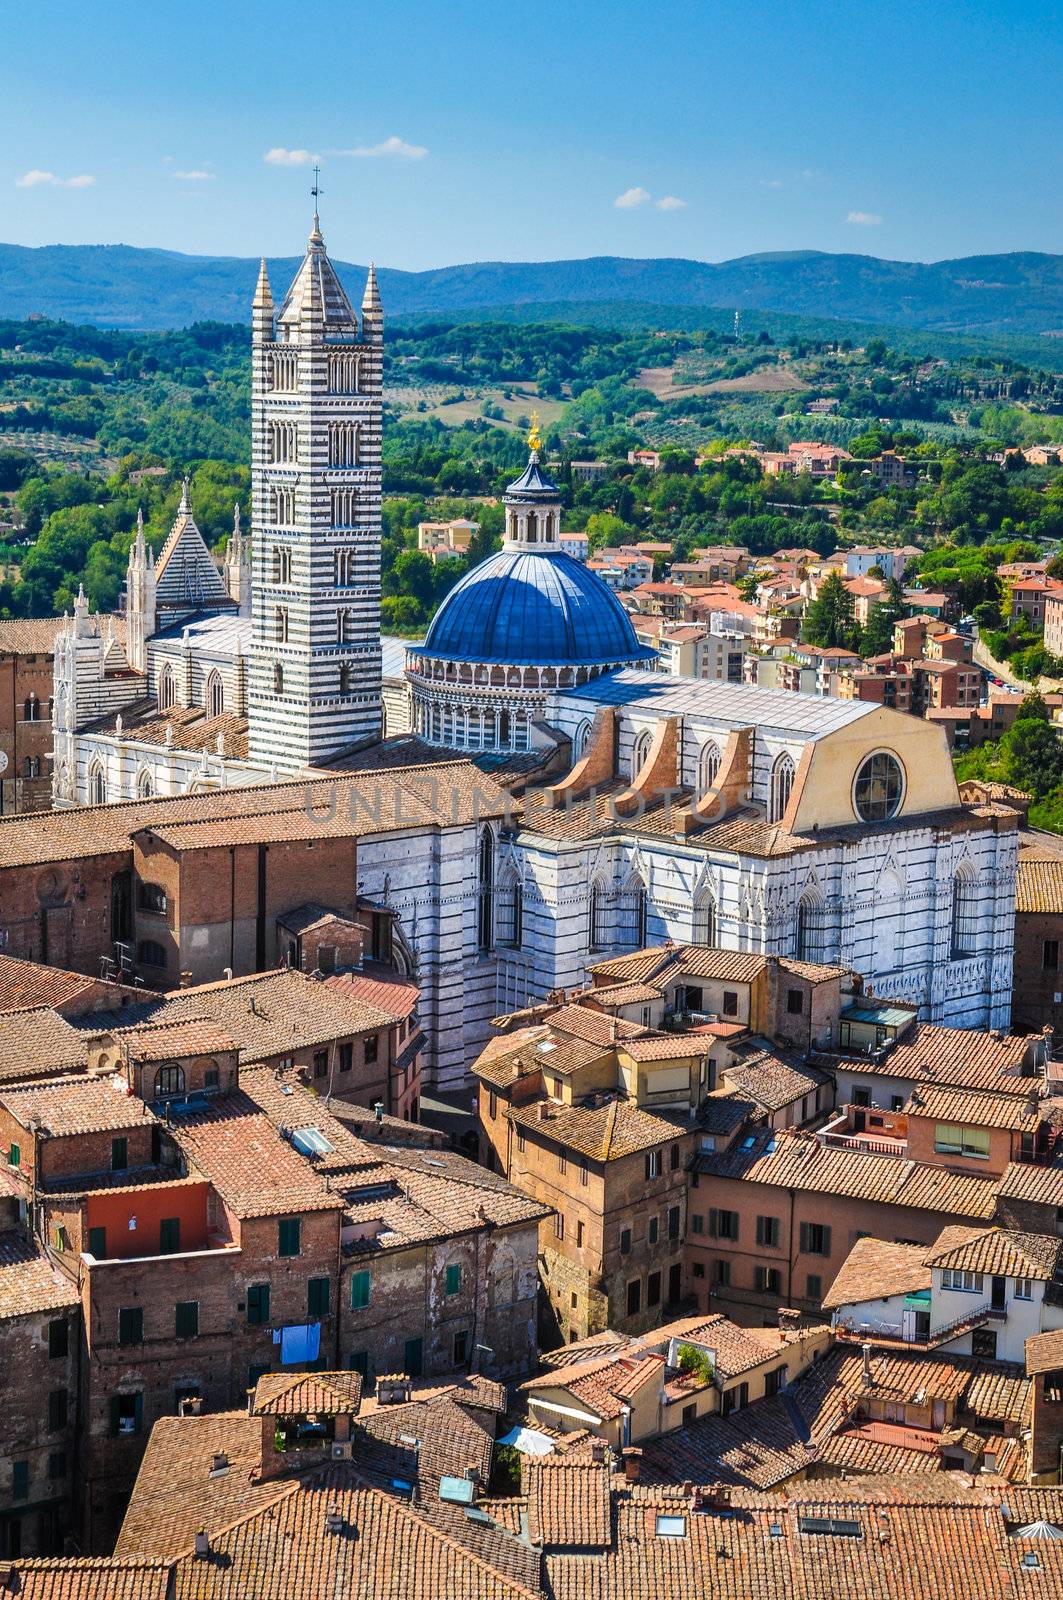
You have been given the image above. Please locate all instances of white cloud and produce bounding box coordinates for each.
[760,178,784,189]
[264,147,317,167]
[333,136,428,160]
[173,169,214,181]
[655,195,687,211]
[615,186,652,209]
[846,209,883,226]
[16,169,95,189]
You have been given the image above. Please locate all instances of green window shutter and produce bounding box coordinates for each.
[175,1301,199,1339]
[307,1277,330,1318]
[88,1226,107,1260]
[278,1217,301,1258]
[118,1307,143,1346]
[159,1217,180,1254]
[8,1142,19,1169]
[348,1350,369,1379]
[247,1283,271,1325]
[111,1137,127,1172]
[47,1389,68,1431]
[404,1336,423,1378]
[350,1271,371,1311]
[799,1222,810,1254]
[444,1263,461,1297]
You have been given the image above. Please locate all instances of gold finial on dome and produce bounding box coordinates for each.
[527,411,542,454]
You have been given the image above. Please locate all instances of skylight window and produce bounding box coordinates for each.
[536,1040,557,1053]
[655,1515,687,1539]
[292,1126,334,1157]
[798,1516,862,1538]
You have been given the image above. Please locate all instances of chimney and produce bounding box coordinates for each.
[777,1307,802,1332]
[246,1387,256,1417]
[861,1342,873,1389]
[590,1440,606,1464]
[325,1508,344,1536]
[194,1530,210,1559]
[373,1101,384,1122]
[681,1480,693,1498]
[621,1447,642,1482]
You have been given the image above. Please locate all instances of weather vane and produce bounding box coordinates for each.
[527,410,542,453]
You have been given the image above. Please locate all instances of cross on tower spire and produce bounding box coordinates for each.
[310,165,324,237]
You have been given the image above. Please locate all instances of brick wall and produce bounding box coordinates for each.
[0,1304,78,1557]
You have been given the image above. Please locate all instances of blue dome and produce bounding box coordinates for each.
[412,549,657,667]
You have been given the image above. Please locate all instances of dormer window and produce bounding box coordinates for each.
[154,1063,185,1100]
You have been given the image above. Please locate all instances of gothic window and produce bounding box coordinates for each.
[769,753,796,824]
[692,887,717,947]
[270,486,295,526]
[269,351,298,392]
[206,671,224,719]
[624,879,648,948]
[88,761,107,805]
[853,751,905,823]
[573,720,592,760]
[477,828,495,953]
[275,607,289,644]
[796,894,827,962]
[157,664,176,712]
[331,488,358,527]
[328,352,360,393]
[272,545,292,584]
[497,870,523,949]
[334,549,355,587]
[23,695,40,723]
[273,662,284,696]
[135,766,155,799]
[589,879,607,949]
[268,422,297,465]
[697,741,722,797]
[153,1063,185,1098]
[631,729,653,780]
[950,867,978,959]
[329,423,360,468]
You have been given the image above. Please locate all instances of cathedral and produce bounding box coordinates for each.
[50,210,1020,1087]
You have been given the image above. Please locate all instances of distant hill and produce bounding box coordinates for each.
[1,243,1062,339]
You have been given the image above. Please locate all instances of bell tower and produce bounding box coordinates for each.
[247,189,383,770]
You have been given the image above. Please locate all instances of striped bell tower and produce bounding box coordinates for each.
[247,201,383,770]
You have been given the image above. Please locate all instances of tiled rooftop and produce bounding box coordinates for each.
[0,1006,89,1082]
[0,1229,79,1321]
[0,1073,158,1137]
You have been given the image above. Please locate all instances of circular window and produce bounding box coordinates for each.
[853,751,904,822]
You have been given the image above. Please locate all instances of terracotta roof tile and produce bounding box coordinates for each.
[0,1074,157,1137]
[925,1227,1062,1281]
[507,1097,688,1162]
[525,1458,612,1549]
[822,1237,931,1309]
[0,1229,79,1321]
[110,1017,238,1062]
[906,1084,1042,1132]
[1017,856,1063,914]
[0,1007,89,1082]
[252,1371,363,1417]
[171,1092,344,1219]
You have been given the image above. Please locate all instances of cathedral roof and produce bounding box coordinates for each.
[277,217,359,334]
[153,485,234,614]
[411,548,656,668]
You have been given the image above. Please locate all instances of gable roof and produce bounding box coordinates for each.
[154,492,233,613]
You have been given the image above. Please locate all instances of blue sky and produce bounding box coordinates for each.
[3,0,1060,269]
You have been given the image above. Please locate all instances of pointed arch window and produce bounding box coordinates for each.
[692,888,717,947]
[205,671,224,719]
[950,867,979,959]
[769,752,796,824]
[589,879,607,950]
[498,869,524,949]
[796,893,829,962]
[136,766,155,799]
[477,828,495,953]
[88,761,107,806]
[157,664,176,712]
[631,729,654,781]
[573,720,592,761]
[624,878,648,948]
[697,741,722,798]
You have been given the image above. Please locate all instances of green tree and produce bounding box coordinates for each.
[860,578,906,656]
[803,570,858,649]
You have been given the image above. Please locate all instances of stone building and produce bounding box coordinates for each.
[0,619,67,814]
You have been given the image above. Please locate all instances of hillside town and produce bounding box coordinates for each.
[0,153,1062,1600]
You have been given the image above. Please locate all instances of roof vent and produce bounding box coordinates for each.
[325,1507,344,1535]
[209,1452,229,1476]
[194,1529,210,1559]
